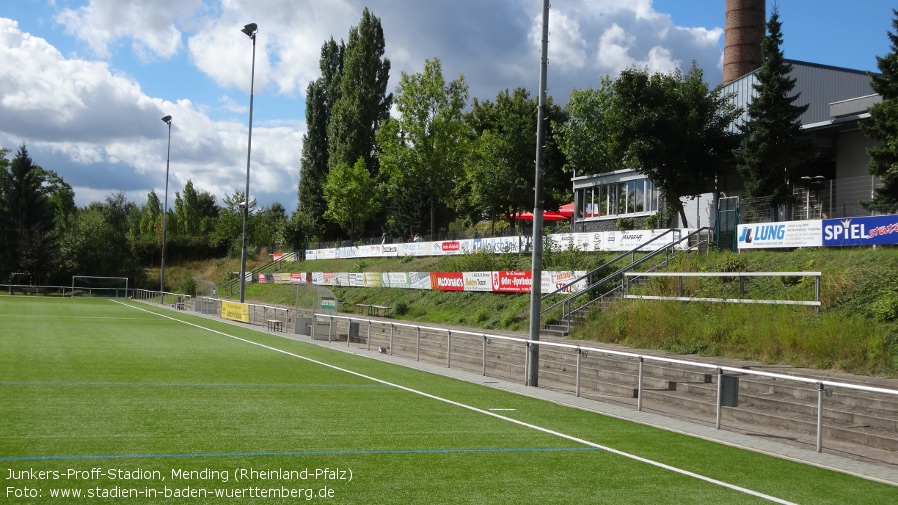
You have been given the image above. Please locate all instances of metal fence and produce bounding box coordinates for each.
[737,175,898,225]
[136,293,898,458]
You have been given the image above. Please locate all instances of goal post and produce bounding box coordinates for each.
[71,276,129,298]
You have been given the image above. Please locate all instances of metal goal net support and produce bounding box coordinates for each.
[71,276,129,298]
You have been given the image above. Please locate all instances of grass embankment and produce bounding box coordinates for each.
[167,247,898,377]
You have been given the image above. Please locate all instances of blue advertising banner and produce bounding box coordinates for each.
[822,215,898,246]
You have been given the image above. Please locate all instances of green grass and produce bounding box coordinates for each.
[1,296,896,503]
[220,247,898,376]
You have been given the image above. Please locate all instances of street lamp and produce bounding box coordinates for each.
[238,22,257,303]
[160,115,172,297]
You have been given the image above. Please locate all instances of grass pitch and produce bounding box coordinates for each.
[0,296,894,504]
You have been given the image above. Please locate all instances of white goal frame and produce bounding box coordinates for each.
[71,276,130,298]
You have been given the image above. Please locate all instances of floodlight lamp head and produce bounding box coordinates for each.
[242,23,257,39]
[161,115,172,124]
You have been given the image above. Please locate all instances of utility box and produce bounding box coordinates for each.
[720,374,739,407]
[348,322,360,341]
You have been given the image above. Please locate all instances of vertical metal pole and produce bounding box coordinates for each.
[389,324,394,355]
[416,327,420,361]
[526,0,550,388]
[447,331,452,368]
[328,316,333,343]
[716,368,723,429]
[160,116,172,294]
[637,357,644,411]
[817,382,825,453]
[815,274,821,314]
[238,24,257,303]
[482,336,487,376]
[366,320,371,351]
[575,349,582,397]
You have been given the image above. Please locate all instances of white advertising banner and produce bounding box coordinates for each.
[737,220,823,249]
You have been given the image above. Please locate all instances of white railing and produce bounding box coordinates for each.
[146,296,898,456]
[623,271,822,308]
[304,313,897,455]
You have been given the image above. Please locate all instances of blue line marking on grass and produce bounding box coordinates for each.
[1,447,601,462]
[0,381,385,388]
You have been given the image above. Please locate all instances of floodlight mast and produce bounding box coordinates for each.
[238,22,257,303]
[160,115,172,296]
[527,0,550,387]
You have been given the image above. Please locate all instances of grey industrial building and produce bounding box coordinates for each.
[571,0,885,233]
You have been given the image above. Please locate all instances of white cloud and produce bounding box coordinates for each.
[0,17,302,209]
[1,0,730,211]
[55,0,203,60]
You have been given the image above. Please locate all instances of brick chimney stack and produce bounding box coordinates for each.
[723,0,766,83]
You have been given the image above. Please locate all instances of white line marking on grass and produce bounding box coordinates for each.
[118,302,799,505]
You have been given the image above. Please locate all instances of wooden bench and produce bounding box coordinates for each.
[356,303,372,314]
[267,319,284,332]
[369,305,393,317]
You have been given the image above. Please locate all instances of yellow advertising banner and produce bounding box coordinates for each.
[221,300,250,323]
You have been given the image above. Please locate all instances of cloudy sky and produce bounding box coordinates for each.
[0,0,894,211]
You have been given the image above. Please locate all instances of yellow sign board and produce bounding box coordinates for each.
[221,300,250,323]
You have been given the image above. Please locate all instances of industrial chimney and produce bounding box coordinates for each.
[723,0,766,83]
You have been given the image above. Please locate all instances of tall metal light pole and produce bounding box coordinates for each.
[238,22,257,303]
[160,115,173,296]
[526,0,550,387]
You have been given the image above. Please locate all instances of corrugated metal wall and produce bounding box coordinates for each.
[721,61,874,128]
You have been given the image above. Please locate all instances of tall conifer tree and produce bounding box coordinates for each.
[736,7,816,211]
[861,9,898,207]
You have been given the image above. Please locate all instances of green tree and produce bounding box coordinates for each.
[377,58,469,237]
[327,8,392,174]
[0,146,59,283]
[173,180,218,237]
[214,190,256,258]
[735,7,816,210]
[613,64,741,225]
[861,9,898,206]
[252,202,288,253]
[298,38,342,240]
[323,158,382,240]
[556,79,626,175]
[464,88,568,229]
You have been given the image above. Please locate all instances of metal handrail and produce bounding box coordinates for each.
[307,312,897,454]
[542,228,711,321]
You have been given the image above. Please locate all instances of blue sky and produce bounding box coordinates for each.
[0,1,894,211]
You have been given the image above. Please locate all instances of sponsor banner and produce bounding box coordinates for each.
[221,300,250,323]
[542,271,588,294]
[334,246,359,259]
[382,272,411,289]
[290,272,306,284]
[258,273,267,284]
[364,272,382,287]
[822,215,898,246]
[463,271,492,292]
[401,242,428,256]
[491,270,532,293]
[270,272,292,284]
[604,229,683,251]
[348,273,366,287]
[431,272,465,291]
[737,220,822,249]
[320,298,338,311]
[272,253,283,262]
[381,245,400,257]
[409,272,432,290]
[432,240,466,255]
